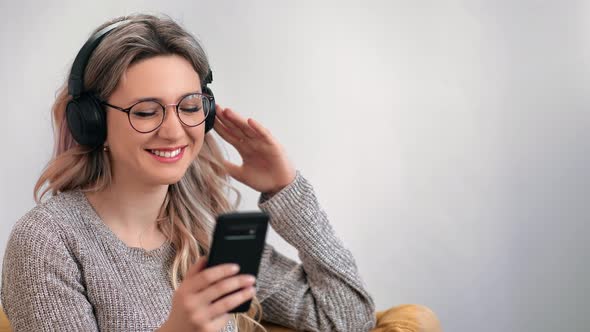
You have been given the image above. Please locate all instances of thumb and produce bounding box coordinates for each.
[222,159,245,182]
[186,255,208,279]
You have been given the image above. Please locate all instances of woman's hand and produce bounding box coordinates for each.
[158,257,256,332]
[213,105,296,195]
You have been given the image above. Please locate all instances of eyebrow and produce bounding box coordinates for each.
[127,91,202,105]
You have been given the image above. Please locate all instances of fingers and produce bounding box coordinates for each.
[214,115,241,145]
[219,107,259,139]
[208,286,256,317]
[215,107,247,141]
[200,274,256,303]
[247,117,274,144]
[185,263,240,293]
[213,104,278,150]
[186,256,208,279]
[222,159,245,182]
[214,105,273,145]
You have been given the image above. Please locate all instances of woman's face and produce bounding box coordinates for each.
[105,54,205,187]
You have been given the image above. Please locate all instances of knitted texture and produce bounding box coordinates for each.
[1,173,375,331]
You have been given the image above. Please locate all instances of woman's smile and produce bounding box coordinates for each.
[146,145,187,163]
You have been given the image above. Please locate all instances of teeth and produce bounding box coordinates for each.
[150,148,182,158]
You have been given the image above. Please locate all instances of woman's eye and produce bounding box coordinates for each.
[180,106,201,113]
[132,111,158,118]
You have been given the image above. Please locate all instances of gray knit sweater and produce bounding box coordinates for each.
[1,173,375,331]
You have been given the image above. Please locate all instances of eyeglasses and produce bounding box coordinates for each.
[101,92,213,133]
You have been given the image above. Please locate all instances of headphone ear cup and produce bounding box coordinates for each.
[66,93,107,149]
[202,86,216,133]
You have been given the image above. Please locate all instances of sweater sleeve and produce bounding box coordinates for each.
[1,208,99,332]
[255,171,376,332]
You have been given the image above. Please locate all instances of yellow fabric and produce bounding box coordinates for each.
[1,304,442,332]
[372,304,442,332]
[0,307,10,332]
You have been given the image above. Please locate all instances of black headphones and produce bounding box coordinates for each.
[66,20,216,150]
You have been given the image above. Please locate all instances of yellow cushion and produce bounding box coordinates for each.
[0,307,11,332]
[373,304,442,332]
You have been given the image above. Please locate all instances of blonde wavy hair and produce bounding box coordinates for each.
[34,13,265,332]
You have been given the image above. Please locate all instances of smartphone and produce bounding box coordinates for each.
[206,211,269,313]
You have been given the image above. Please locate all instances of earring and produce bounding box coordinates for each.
[103,145,109,152]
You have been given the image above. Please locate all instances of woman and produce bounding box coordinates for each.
[1,14,375,332]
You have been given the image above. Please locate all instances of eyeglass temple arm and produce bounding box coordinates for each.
[101,101,129,113]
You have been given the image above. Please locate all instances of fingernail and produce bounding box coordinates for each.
[245,275,256,283]
[231,264,240,272]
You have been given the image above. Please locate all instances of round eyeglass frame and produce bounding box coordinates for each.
[101,92,214,133]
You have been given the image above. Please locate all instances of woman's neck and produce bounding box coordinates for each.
[85,175,170,249]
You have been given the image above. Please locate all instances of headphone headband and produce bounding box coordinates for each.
[205,69,213,85]
[68,20,130,97]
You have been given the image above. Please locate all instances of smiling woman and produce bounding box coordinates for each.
[0,13,376,332]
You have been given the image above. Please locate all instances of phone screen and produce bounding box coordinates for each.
[206,211,269,312]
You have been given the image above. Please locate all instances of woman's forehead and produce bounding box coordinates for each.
[115,54,201,101]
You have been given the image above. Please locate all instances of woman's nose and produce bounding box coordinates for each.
[157,105,184,137]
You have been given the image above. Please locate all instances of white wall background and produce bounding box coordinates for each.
[1,1,589,331]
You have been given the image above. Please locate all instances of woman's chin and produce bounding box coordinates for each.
[147,172,186,186]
